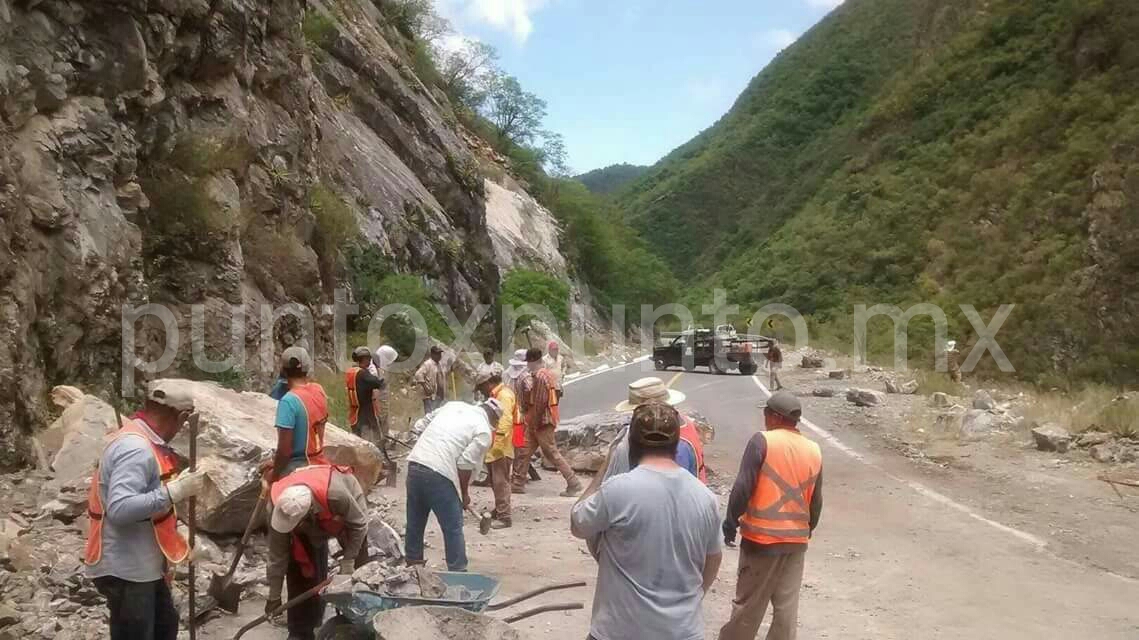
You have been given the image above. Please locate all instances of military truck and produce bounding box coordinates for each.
[652,328,773,375]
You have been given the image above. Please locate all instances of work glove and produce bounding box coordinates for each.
[325,574,353,595]
[166,469,208,503]
[722,521,737,548]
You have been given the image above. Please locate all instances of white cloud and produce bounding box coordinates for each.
[761,29,798,50]
[436,0,551,43]
[805,0,845,9]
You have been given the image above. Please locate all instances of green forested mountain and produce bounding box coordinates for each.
[619,0,1139,385]
[575,163,649,195]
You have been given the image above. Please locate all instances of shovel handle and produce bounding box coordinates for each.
[232,577,332,640]
[485,580,587,611]
[501,602,584,624]
[223,488,268,578]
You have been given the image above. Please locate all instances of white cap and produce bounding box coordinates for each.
[270,485,313,533]
[482,398,504,420]
[373,345,399,370]
[146,380,195,412]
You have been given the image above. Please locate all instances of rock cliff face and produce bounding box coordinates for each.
[0,0,567,468]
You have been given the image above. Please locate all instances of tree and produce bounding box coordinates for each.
[537,130,570,177]
[435,38,499,109]
[482,74,547,146]
[381,0,450,42]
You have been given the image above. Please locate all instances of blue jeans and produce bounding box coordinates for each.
[405,462,467,571]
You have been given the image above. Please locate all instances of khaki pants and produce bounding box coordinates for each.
[488,457,513,521]
[512,424,575,488]
[718,547,805,640]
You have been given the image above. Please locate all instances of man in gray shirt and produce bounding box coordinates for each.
[85,381,208,640]
[571,404,723,640]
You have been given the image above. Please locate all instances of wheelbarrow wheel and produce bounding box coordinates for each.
[316,615,370,640]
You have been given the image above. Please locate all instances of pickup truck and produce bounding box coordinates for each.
[652,328,773,375]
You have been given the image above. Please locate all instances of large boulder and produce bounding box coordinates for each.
[959,410,1011,442]
[36,388,120,487]
[42,380,383,535]
[1030,423,1072,452]
[973,390,996,410]
[801,355,825,369]
[845,388,886,407]
[551,410,716,473]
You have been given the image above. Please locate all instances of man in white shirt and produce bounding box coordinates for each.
[541,340,568,399]
[404,399,501,571]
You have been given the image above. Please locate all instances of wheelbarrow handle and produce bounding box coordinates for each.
[501,602,584,624]
[485,580,587,611]
[232,577,333,640]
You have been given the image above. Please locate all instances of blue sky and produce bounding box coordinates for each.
[434,0,844,173]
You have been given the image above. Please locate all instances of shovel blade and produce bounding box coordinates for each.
[208,573,243,614]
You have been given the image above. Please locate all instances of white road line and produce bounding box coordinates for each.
[563,355,651,387]
[751,376,1049,551]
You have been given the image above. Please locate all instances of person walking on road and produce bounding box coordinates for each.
[571,403,723,640]
[84,381,208,640]
[766,340,784,390]
[269,346,330,482]
[404,399,501,570]
[542,340,568,401]
[475,371,517,528]
[414,345,446,414]
[266,464,370,640]
[512,348,581,496]
[719,391,823,640]
[346,346,386,445]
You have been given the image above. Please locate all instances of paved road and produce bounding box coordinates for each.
[561,361,1139,639]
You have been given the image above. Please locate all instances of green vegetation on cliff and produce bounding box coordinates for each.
[619,0,1139,385]
[575,164,649,195]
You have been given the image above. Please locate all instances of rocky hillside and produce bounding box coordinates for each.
[0,0,569,469]
[619,0,1139,385]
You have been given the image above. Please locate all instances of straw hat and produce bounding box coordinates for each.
[614,377,686,412]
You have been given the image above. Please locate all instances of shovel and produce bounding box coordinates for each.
[187,413,200,640]
[466,506,492,536]
[208,487,269,613]
[232,576,332,640]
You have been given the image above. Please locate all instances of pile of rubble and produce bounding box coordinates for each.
[550,411,716,473]
[0,380,391,638]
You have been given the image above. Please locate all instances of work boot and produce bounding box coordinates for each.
[560,477,583,497]
[511,485,526,495]
[491,518,512,530]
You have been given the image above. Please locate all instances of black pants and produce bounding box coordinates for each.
[286,534,329,640]
[93,576,178,640]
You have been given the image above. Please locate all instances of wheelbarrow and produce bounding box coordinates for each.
[317,572,585,639]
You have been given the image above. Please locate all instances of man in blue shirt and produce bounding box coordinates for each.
[269,346,330,481]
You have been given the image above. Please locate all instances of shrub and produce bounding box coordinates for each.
[346,245,454,353]
[303,11,337,50]
[500,270,570,325]
[168,132,255,177]
[308,183,359,249]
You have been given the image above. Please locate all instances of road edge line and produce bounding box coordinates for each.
[751,376,1049,551]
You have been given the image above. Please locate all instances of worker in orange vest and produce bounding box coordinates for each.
[268,346,330,482]
[266,464,370,640]
[600,377,705,483]
[345,346,386,444]
[719,391,823,640]
[84,381,209,640]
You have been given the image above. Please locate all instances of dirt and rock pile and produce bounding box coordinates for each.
[550,410,716,473]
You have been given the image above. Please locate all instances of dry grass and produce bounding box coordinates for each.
[1018,385,1138,437]
[913,370,967,397]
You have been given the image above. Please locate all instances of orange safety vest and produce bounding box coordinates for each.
[270,464,353,577]
[738,428,821,545]
[345,367,381,429]
[288,383,330,466]
[678,415,707,484]
[84,420,191,567]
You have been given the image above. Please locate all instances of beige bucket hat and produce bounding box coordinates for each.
[614,376,686,412]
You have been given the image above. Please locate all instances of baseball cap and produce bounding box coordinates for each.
[482,398,504,420]
[146,380,195,412]
[430,345,443,355]
[270,485,314,533]
[629,403,681,448]
[765,391,802,421]
[351,346,372,360]
[524,348,543,363]
[280,346,313,374]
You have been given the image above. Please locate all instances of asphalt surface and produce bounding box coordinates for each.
[560,361,1139,639]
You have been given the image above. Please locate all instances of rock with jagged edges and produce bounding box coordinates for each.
[1030,423,1072,452]
[846,388,886,407]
